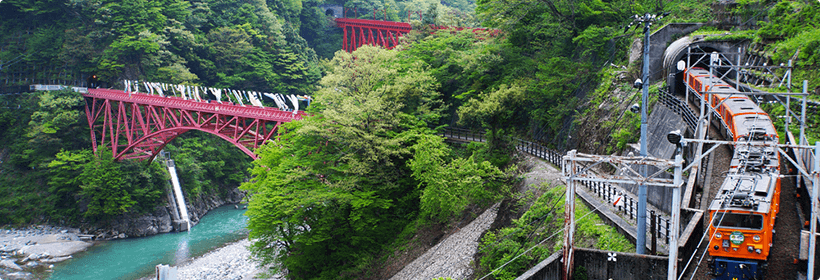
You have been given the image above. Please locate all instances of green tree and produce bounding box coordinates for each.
[409,134,509,222]
[46,149,94,221]
[78,153,136,220]
[457,84,524,148]
[242,45,441,279]
[21,89,87,168]
[77,152,165,221]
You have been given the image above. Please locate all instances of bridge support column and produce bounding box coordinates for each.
[343,26,348,52]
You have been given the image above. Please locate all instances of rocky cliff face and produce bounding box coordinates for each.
[88,187,245,239]
[186,187,245,226]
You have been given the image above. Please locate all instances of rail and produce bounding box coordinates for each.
[439,127,672,247]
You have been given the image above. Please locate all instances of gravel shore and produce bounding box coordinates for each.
[0,225,93,279]
[175,238,280,280]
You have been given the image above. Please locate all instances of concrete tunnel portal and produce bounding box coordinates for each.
[662,35,747,97]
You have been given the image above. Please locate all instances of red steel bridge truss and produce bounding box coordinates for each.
[334,18,499,52]
[336,18,412,52]
[82,89,305,161]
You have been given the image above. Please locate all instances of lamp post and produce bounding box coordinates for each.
[627,11,668,254]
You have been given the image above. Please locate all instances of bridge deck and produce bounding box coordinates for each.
[84,89,305,122]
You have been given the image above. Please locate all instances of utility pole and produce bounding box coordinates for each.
[626,11,668,254]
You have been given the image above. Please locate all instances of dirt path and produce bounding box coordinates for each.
[388,202,499,280]
[387,153,567,280]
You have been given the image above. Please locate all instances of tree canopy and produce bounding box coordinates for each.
[242,46,508,278]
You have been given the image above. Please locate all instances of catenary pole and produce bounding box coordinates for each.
[668,148,682,280]
[637,13,652,254]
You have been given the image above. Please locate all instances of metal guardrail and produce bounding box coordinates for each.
[441,127,484,143]
[659,89,698,131]
[440,128,672,246]
[680,88,736,140]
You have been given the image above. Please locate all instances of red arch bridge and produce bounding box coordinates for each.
[82,88,305,161]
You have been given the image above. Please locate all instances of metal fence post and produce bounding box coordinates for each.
[651,210,657,255]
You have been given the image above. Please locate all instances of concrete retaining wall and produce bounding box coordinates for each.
[622,103,689,214]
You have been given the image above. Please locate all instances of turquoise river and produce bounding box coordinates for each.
[45,205,248,280]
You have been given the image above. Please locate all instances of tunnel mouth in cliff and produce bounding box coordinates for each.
[664,37,738,96]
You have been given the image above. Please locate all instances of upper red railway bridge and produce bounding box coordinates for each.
[335,17,498,52]
[82,88,305,162]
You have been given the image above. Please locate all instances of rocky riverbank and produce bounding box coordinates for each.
[0,225,93,280]
[0,188,246,279]
[91,187,246,239]
[175,239,278,280]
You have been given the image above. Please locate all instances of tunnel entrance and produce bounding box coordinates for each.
[664,36,740,96]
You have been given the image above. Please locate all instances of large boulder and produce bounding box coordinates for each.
[0,259,23,271]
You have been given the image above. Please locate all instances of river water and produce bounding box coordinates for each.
[45,205,248,280]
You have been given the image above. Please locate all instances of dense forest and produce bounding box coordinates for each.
[1,0,819,279]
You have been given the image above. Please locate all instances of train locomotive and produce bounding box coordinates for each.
[685,67,781,280]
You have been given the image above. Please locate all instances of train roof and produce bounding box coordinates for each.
[709,85,737,93]
[722,97,762,113]
[687,68,711,77]
[687,68,728,83]
[732,114,777,140]
[708,172,776,214]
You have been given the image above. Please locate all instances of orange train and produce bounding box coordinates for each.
[685,67,780,280]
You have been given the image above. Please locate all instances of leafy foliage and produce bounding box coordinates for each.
[1,0,321,95]
[458,84,525,147]
[242,46,443,279]
[17,89,87,169]
[409,134,510,222]
[75,151,165,221]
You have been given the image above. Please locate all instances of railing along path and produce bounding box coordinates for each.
[440,128,672,246]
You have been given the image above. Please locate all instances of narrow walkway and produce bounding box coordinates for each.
[388,203,499,280]
[441,128,673,251]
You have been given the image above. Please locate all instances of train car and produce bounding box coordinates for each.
[709,84,748,109]
[686,68,778,144]
[708,168,780,280]
[687,68,783,280]
[686,67,733,95]
[717,98,776,142]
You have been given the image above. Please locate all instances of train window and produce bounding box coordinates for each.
[711,212,763,230]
